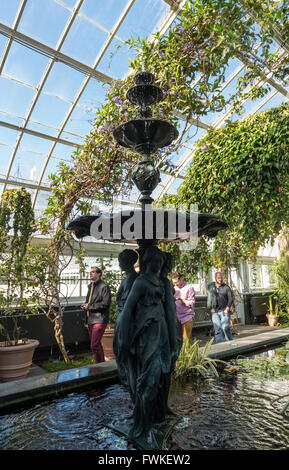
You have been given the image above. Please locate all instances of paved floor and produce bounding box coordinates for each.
[0,324,289,413]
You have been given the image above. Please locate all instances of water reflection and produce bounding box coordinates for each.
[0,350,289,450]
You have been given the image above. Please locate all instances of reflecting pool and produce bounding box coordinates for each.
[1,348,289,450]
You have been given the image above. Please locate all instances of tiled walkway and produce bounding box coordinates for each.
[0,325,289,412]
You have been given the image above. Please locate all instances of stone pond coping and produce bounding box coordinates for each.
[0,327,289,413]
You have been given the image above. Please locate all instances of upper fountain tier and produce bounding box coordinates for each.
[113,72,178,155]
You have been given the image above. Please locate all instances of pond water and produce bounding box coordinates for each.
[1,347,289,450]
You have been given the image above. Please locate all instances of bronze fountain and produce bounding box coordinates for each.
[67,72,228,449]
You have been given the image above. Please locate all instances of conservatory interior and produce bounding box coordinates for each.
[1,0,289,452]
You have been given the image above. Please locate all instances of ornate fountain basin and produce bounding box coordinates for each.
[113,119,179,155]
[67,210,228,243]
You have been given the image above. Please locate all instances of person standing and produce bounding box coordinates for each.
[207,272,233,343]
[172,272,195,342]
[81,267,111,363]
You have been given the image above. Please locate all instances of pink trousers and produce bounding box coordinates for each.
[88,323,107,363]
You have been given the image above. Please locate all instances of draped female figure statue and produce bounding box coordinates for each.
[114,249,139,396]
[115,246,181,441]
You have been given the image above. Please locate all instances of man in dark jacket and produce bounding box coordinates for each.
[81,267,111,363]
[207,272,233,343]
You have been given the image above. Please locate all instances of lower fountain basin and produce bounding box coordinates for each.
[113,119,179,154]
[67,210,228,243]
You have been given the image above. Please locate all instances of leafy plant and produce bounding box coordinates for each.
[161,102,289,275]
[0,188,48,346]
[173,338,226,379]
[273,255,289,313]
[41,355,95,372]
[264,293,280,316]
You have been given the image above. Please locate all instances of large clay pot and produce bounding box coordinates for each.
[0,339,39,382]
[102,327,115,361]
[266,314,280,327]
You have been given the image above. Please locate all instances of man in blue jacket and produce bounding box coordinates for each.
[207,272,233,343]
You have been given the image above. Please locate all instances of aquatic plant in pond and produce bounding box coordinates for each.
[224,341,289,380]
[173,338,226,379]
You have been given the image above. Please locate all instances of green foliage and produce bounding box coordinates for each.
[41,355,95,372]
[226,342,289,380]
[100,257,124,325]
[273,255,289,312]
[0,188,48,345]
[173,338,226,379]
[161,102,289,274]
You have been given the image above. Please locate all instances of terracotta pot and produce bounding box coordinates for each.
[266,314,280,327]
[0,339,39,382]
[102,327,115,361]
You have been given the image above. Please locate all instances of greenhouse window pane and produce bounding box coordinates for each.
[0,0,21,27]
[42,157,70,183]
[60,15,109,67]
[62,105,95,138]
[18,0,70,48]
[0,111,24,128]
[76,78,107,110]
[257,92,288,113]
[29,93,71,130]
[165,177,184,196]
[2,43,49,88]
[238,85,274,120]
[60,0,78,8]
[9,149,46,182]
[0,35,8,57]
[153,174,171,200]
[179,162,191,178]
[117,0,170,41]
[60,131,84,145]
[26,121,58,138]
[182,126,206,149]
[19,133,53,155]
[51,142,74,160]
[97,38,137,79]
[0,76,36,117]
[0,127,19,147]
[0,146,13,176]
[119,185,141,203]
[43,62,85,103]
[34,190,51,212]
[79,0,130,31]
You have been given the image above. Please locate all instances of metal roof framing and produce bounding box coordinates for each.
[0,0,288,217]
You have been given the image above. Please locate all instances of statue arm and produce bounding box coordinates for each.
[119,280,144,351]
[164,282,177,362]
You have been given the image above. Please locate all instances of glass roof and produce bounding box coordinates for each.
[0,0,288,215]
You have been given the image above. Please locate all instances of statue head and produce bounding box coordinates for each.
[161,252,174,278]
[143,246,164,275]
[118,249,139,273]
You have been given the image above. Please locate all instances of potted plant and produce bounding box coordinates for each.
[0,188,46,381]
[266,293,280,327]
